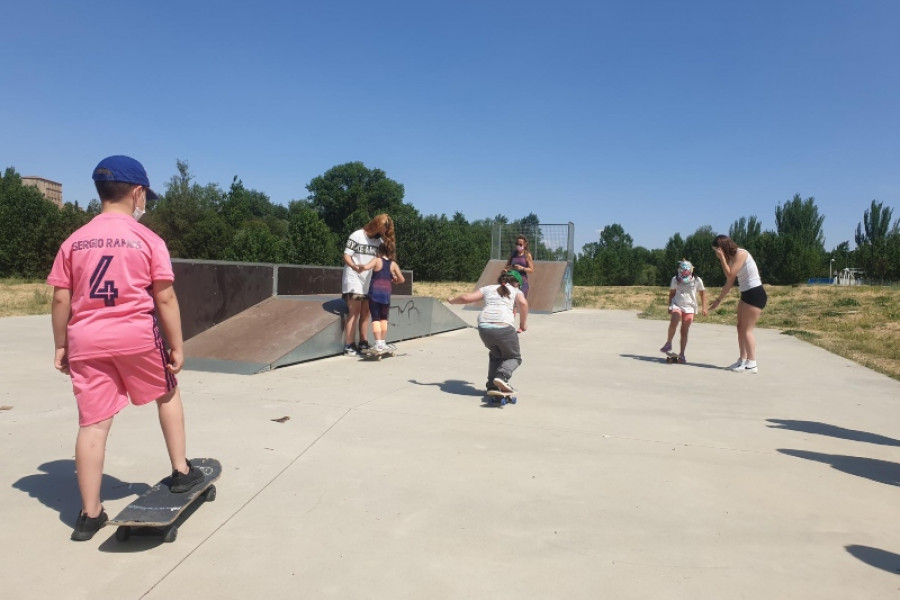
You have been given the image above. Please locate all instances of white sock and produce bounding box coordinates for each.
[745,360,757,368]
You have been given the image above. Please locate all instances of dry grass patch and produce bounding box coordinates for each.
[0,280,52,317]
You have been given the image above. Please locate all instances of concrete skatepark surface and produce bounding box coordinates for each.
[2,306,899,599]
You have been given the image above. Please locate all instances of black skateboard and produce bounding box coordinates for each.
[485,389,518,406]
[109,458,222,543]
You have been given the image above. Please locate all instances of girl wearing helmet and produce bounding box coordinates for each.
[660,260,708,363]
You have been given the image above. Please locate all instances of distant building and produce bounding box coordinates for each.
[21,176,63,207]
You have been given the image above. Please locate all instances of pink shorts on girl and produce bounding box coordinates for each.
[668,307,695,324]
[69,348,177,426]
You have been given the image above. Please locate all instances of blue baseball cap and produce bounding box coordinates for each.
[92,155,159,199]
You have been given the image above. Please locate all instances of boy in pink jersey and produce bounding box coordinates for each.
[47,155,204,541]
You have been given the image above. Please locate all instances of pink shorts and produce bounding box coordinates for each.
[69,348,177,426]
[668,307,695,324]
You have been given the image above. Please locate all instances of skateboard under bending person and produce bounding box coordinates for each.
[448,270,528,394]
[47,156,205,542]
[659,260,708,363]
[358,241,405,353]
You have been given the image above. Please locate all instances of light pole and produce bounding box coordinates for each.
[830,258,835,282]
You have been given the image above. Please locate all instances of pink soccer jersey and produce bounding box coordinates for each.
[47,212,174,361]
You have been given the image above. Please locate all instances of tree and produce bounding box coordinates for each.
[855,200,894,246]
[681,226,718,285]
[223,221,284,263]
[854,200,898,281]
[0,167,70,278]
[729,216,763,257]
[306,162,406,237]
[771,194,825,284]
[283,201,340,266]
[590,224,636,285]
[149,160,231,259]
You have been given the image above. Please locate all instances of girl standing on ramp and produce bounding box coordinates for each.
[505,234,534,297]
[341,214,394,356]
[448,270,528,394]
[358,241,405,353]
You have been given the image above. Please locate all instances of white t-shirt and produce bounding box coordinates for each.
[669,276,705,313]
[342,229,382,294]
[477,284,520,327]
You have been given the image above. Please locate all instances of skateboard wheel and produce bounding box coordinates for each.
[204,485,217,502]
[509,397,517,404]
[163,526,178,543]
[115,526,131,542]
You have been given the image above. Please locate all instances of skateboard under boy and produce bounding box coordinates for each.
[109,457,222,543]
[361,347,396,361]
[485,389,518,406]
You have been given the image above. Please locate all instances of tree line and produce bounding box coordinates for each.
[1,161,898,286]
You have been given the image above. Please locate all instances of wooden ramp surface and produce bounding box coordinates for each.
[184,296,342,374]
[183,295,468,374]
[471,260,571,313]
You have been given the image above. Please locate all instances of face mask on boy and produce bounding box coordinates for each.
[132,189,146,222]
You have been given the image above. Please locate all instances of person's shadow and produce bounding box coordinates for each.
[409,379,485,398]
[12,459,150,527]
[620,353,721,370]
[845,545,900,575]
[768,419,900,447]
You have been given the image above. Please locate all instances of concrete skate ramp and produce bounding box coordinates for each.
[184,294,466,375]
[469,259,572,313]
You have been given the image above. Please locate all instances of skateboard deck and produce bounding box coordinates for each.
[361,347,396,360]
[665,351,682,364]
[486,389,518,406]
[109,457,221,542]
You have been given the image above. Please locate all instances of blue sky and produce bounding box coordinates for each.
[2,1,898,253]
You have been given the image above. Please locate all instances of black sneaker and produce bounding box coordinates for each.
[357,339,370,352]
[71,508,108,541]
[170,460,205,493]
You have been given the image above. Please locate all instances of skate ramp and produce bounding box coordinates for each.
[184,295,467,375]
[469,259,572,313]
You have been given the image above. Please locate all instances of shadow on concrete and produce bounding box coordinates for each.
[778,449,900,487]
[12,459,150,527]
[845,545,900,576]
[768,420,900,447]
[408,379,484,398]
[620,353,721,370]
[322,298,346,315]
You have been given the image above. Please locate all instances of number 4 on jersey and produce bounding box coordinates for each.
[90,255,119,306]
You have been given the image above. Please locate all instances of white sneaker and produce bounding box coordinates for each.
[493,378,515,394]
[727,359,746,371]
[742,364,759,374]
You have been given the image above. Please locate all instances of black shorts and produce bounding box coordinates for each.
[343,292,368,303]
[369,299,391,321]
[740,285,767,310]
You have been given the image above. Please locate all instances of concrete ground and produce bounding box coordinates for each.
[1,306,899,599]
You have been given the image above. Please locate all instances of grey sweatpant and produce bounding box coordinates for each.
[477,325,522,387]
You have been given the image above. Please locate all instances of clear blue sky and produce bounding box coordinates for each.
[2,1,898,253]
